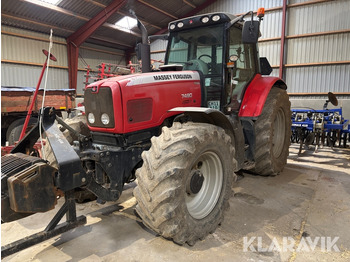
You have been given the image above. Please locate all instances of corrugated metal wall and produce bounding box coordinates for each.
[78,47,125,70]
[1,33,68,67]
[287,65,350,93]
[2,0,349,99]
[150,0,350,96]
[285,0,350,94]
[2,63,69,89]
[1,25,126,95]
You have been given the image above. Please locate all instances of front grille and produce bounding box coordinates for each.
[84,87,115,128]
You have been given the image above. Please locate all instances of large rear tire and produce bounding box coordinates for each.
[6,118,37,145]
[134,122,237,245]
[253,87,291,176]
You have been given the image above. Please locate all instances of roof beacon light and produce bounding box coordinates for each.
[257,7,265,20]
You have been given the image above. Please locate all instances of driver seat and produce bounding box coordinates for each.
[183,59,209,75]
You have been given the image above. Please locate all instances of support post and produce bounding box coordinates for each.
[279,0,288,79]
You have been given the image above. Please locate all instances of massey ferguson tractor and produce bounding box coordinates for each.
[1,9,291,256]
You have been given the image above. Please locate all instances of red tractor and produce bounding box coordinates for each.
[1,10,291,256]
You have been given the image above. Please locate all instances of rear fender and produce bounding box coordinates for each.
[239,75,287,118]
[168,107,245,170]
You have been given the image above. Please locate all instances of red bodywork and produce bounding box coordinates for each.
[239,74,286,118]
[86,71,285,134]
[86,71,202,134]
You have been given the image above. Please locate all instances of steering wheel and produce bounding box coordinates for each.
[198,54,212,72]
[198,54,212,61]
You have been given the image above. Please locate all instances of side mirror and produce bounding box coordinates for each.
[242,21,260,44]
[259,57,272,75]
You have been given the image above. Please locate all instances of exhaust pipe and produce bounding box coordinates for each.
[137,20,148,45]
[132,11,151,73]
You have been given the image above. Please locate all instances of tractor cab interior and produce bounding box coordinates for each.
[226,26,257,112]
[165,24,224,110]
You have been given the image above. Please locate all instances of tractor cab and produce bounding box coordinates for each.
[163,13,264,113]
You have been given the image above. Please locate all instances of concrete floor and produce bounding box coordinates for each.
[2,144,350,262]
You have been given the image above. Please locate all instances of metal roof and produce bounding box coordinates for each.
[1,0,217,51]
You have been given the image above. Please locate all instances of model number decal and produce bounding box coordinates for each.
[181,93,192,99]
[153,74,193,81]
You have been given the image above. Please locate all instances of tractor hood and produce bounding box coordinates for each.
[86,71,200,87]
[85,71,202,134]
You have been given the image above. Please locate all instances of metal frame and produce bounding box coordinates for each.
[1,108,89,258]
[1,191,86,258]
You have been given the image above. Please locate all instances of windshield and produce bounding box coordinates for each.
[165,24,224,76]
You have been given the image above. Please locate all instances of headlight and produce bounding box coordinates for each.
[212,15,220,22]
[101,113,110,125]
[88,113,95,124]
[201,16,209,23]
[177,22,184,28]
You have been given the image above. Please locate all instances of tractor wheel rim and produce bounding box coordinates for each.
[273,108,286,158]
[185,151,223,219]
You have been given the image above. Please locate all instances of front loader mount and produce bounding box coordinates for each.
[1,107,87,258]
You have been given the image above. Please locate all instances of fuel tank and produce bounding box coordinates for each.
[84,71,202,134]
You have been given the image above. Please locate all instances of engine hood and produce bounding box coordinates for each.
[85,70,202,134]
[87,71,201,88]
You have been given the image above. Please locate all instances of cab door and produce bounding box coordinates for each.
[225,26,258,112]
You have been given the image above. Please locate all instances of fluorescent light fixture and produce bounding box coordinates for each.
[38,0,61,5]
[115,16,138,30]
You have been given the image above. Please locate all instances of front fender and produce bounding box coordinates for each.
[168,107,245,170]
[239,74,287,118]
[168,107,233,133]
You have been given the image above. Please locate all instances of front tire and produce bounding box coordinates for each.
[134,122,237,245]
[253,87,291,176]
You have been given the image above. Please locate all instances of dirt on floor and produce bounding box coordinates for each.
[1,144,350,262]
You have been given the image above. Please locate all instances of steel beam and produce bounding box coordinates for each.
[184,0,218,17]
[67,43,80,94]
[138,0,178,19]
[67,0,127,46]
[183,0,196,9]
[67,0,127,91]
[23,0,141,36]
[2,13,74,33]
